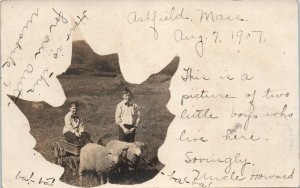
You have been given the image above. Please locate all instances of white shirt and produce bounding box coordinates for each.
[63,111,84,134]
[115,100,141,126]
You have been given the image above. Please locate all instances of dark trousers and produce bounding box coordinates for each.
[64,131,91,145]
[119,124,136,143]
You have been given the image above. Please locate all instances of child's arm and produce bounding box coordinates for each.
[115,104,129,134]
[64,115,77,134]
[78,118,84,135]
[115,104,122,125]
[129,104,141,133]
[135,104,141,127]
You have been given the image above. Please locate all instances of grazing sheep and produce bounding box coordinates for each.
[79,143,128,184]
[106,140,145,171]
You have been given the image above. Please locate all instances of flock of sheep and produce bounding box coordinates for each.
[79,140,145,184]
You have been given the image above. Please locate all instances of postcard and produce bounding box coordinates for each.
[1,0,299,187]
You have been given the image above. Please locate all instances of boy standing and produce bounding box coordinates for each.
[115,87,141,142]
[63,102,90,145]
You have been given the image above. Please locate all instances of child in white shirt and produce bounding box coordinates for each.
[63,102,90,145]
[115,87,141,142]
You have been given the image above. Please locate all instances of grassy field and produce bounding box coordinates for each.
[15,70,176,186]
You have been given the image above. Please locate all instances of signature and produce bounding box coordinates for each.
[16,171,55,186]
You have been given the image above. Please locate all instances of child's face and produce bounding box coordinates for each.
[70,106,78,115]
[123,93,132,103]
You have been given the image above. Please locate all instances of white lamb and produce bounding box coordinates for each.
[106,140,144,171]
[79,143,128,184]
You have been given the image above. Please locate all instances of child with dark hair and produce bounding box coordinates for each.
[115,87,141,142]
[63,102,91,145]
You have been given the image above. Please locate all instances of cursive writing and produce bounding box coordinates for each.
[127,7,190,40]
[11,64,34,102]
[223,129,260,141]
[177,130,208,142]
[2,9,39,68]
[181,67,210,82]
[181,68,254,82]
[35,8,70,59]
[35,35,50,59]
[265,104,293,119]
[231,90,257,130]
[66,10,88,41]
[181,90,236,106]
[174,29,204,57]
[166,170,212,187]
[127,10,158,39]
[192,169,246,182]
[27,68,51,93]
[196,9,246,23]
[250,168,295,181]
[181,108,218,119]
[185,152,251,176]
[16,171,55,186]
[50,8,68,32]
[231,105,258,131]
[263,88,289,99]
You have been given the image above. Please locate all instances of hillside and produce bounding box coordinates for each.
[67,40,179,76]
[67,40,121,75]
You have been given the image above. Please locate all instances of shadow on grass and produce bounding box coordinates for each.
[109,167,160,185]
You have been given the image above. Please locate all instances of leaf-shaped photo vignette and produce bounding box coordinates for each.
[11,40,179,187]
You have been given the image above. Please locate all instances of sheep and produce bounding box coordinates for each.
[106,140,145,172]
[79,143,128,184]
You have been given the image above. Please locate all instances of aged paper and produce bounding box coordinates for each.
[1,0,299,187]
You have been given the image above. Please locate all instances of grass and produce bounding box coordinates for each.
[15,73,174,187]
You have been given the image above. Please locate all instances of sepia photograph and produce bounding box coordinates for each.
[12,39,179,187]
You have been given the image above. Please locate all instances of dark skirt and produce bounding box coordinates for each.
[119,124,136,143]
[64,131,91,145]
